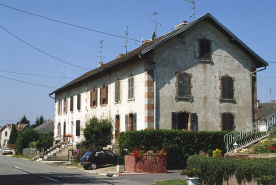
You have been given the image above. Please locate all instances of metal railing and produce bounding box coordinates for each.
[224,113,276,153]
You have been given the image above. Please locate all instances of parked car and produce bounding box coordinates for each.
[2,148,13,155]
[80,150,117,170]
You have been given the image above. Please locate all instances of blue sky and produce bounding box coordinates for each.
[0,0,275,126]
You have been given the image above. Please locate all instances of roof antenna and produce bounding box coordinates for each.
[185,0,195,20]
[96,40,106,64]
[150,11,162,38]
[122,25,132,53]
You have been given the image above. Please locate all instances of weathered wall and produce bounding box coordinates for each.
[154,20,254,130]
[54,59,146,145]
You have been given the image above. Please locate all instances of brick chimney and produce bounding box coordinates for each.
[98,61,103,67]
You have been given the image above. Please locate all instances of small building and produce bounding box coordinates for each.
[257,101,276,131]
[34,119,54,134]
[0,123,28,148]
[49,13,268,147]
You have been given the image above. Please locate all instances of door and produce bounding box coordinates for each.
[115,115,120,144]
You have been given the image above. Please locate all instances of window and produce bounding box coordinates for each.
[63,122,66,136]
[63,98,67,113]
[176,72,192,100]
[77,94,81,110]
[115,80,120,102]
[57,123,61,137]
[5,131,7,137]
[128,76,134,99]
[220,75,234,102]
[58,99,62,114]
[90,88,98,107]
[100,85,108,105]
[199,38,211,61]
[172,112,198,131]
[221,113,234,131]
[76,120,80,136]
[70,96,73,111]
[125,113,137,131]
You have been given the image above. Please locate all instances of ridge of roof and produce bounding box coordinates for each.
[50,13,268,96]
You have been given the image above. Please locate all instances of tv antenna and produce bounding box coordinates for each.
[96,40,106,62]
[122,25,132,53]
[185,0,195,20]
[150,11,162,38]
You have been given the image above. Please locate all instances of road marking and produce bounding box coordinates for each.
[43,176,59,182]
[13,166,21,169]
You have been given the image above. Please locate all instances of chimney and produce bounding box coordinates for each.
[175,21,188,30]
[117,53,123,58]
[257,100,260,108]
[98,61,103,67]
[142,39,149,45]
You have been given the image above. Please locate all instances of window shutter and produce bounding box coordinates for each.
[190,113,198,131]
[106,85,108,104]
[221,77,228,99]
[128,78,131,99]
[199,39,211,59]
[133,113,137,131]
[100,87,103,105]
[76,120,80,136]
[115,81,120,102]
[172,112,178,130]
[90,91,93,107]
[222,114,228,130]
[63,122,66,136]
[183,74,190,97]
[64,98,67,113]
[77,94,81,110]
[70,96,73,111]
[131,77,134,98]
[227,114,234,130]
[227,78,234,99]
[125,114,128,132]
[178,74,185,97]
[222,77,233,99]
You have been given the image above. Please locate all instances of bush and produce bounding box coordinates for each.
[83,116,113,150]
[15,128,40,154]
[119,129,229,168]
[72,141,94,162]
[186,155,276,185]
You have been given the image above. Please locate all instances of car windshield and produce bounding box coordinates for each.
[81,152,93,159]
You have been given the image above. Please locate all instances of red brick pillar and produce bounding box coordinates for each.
[145,62,155,129]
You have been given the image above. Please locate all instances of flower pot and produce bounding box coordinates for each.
[186,177,199,185]
[116,165,124,173]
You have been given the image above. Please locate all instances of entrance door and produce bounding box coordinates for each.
[115,115,120,144]
[177,113,189,130]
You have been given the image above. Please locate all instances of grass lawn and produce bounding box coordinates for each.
[152,179,187,185]
[12,155,33,160]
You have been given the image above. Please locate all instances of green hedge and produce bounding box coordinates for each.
[119,129,229,168]
[186,155,276,185]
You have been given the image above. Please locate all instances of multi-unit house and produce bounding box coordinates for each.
[0,123,28,148]
[49,13,268,147]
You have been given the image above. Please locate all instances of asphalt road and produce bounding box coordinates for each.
[0,155,185,185]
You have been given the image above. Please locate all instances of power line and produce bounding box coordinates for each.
[0,70,75,79]
[0,3,140,42]
[0,75,57,89]
[0,25,91,71]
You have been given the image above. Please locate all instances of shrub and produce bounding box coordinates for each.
[72,141,94,162]
[15,128,40,154]
[119,129,229,168]
[83,116,113,150]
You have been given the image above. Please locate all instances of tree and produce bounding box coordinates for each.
[37,131,53,150]
[83,116,113,150]
[31,115,45,128]
[19,115,31,127]
[8,124,18,144]
[15,128,40,154]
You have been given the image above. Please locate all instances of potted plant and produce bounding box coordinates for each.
[117,156,125,173]
[181,168,201,185]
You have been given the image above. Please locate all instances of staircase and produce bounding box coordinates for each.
[43,142,74,161]
[224,112,276,153]
[103,144,119,155]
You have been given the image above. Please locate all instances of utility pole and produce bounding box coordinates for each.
[271,88,272,102]
[185,0,195,20]
[150,11,162,38]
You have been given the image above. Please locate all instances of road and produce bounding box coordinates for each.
[0,155,185,185]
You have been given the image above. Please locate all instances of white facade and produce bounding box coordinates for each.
[0,126,11,148]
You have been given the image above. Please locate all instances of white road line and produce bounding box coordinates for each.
[13,166,21,169]
[43,176,59,182]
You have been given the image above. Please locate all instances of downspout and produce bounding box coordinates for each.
[251,65,266,74]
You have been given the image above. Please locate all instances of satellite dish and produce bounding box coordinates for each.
[152,31,156,40]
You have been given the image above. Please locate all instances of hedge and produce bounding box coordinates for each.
[119,129,229,168]
[186,155,276,185]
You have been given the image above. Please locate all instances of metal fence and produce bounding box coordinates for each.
[22,148,37,157]
[224,113,276,153]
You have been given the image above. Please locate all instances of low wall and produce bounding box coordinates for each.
[124,154,167,173]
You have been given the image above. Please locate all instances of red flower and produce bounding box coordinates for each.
[156,149,158,153]
[205,153,208,156]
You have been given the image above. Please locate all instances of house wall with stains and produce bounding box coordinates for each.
[154,20,255,131]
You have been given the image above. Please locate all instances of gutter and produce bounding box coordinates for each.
[251,65,266,74]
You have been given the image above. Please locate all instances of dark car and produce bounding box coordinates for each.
[80,150,117,170]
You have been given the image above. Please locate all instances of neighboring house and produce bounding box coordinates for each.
[257,101,276,131]
[49,13,268,146]
[34,119,54,134]
[0,123,28,148]
[0,126,2,148]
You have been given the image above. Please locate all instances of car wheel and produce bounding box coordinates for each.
[90,163,96,170]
